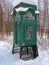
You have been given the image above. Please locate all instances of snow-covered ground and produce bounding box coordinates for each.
[0,40,49,65]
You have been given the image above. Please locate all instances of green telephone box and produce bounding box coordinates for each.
[12,2,37,46]
[12,2,39,59]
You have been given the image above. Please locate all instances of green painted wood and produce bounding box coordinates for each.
[12,2,37,46]
[19,20,37,46]
[13,2,37,16]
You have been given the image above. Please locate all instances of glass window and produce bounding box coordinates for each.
[23,11,35,20]
[15,14,20,21]
[26,26,32,39]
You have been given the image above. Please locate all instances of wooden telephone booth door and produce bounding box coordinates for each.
[20,11,37,46]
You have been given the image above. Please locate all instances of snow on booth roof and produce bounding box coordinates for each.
[15,7,29,12]
[15,7,40,14]
[12,0,38,7]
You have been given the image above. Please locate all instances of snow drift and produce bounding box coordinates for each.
[0,41,49,65]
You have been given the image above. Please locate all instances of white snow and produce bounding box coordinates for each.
[0,41,49,65]
[12,0,38,7]
[15,7,29,12]
[35,11,40,14]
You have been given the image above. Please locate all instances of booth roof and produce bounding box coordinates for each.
[12,0,38,7]
[11,7,39,15]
